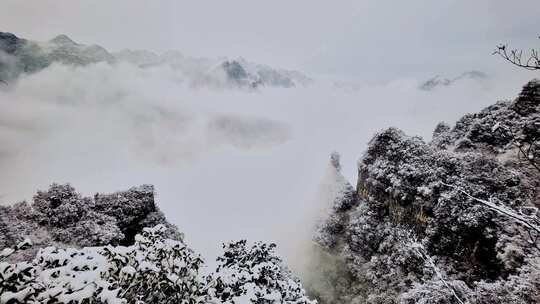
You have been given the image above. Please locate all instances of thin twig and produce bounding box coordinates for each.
[494,44,540,70]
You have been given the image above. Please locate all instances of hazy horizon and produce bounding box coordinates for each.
[2,0,540,81]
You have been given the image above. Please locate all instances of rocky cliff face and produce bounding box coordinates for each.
[312,80,540,303]
[0,184,181,262]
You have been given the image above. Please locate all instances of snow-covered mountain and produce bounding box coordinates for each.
[308,80,540,303]
[0,32,311,89]
[46,34,115,65]
[114,49,312,89]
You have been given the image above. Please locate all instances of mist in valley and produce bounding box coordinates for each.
[1,2,540,302]
[0,61,534,264]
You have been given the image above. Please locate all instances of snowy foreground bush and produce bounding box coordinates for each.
[0,225,314,304]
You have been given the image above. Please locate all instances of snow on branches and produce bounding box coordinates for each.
[0,226,314,304]
[215,240,315,304]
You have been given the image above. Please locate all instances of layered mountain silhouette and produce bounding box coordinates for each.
[0,31,311,89]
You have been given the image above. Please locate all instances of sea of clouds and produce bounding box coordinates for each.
[0,61,534,266]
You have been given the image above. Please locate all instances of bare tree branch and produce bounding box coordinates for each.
[493,41,540,70]
[492,123,540,174]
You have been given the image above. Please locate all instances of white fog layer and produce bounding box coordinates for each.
[0,61,533,261]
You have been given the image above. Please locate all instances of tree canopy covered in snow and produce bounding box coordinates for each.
[0,225,314,304]
[311,80,540,303]
[0,184,182,262]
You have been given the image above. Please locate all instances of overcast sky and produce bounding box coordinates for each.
[2,0,539,81]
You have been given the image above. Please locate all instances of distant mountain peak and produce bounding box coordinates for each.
[0,31,19,42]
[49,34,77,45]
[459,70,488,79]
[419,70,488,91]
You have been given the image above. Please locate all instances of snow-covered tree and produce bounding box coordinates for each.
[0,225,211,304]
[0,226,315,304]
[215,240,315,304]
[0,184,182,259]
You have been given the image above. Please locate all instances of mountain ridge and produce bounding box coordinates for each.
[419,70,488,91]
[0,31,311,89]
